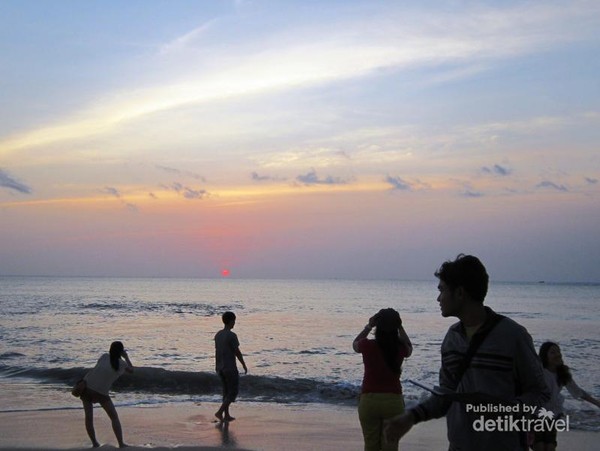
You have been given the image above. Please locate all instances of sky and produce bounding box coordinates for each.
[1,0,599,282]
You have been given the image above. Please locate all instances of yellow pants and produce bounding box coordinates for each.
[358,393,405,451]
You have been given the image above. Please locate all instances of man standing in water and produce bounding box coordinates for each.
[214,311,248,422]
[386,254,550,450]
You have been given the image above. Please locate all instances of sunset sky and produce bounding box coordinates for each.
[1,1,599,282]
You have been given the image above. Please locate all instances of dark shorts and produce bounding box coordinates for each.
[218,369,239,403]
[81,387,111,404]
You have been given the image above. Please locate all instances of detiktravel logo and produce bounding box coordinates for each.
[468,404,570,433]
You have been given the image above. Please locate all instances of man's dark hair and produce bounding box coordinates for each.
[435,254,489,303]
[222,311,236,325]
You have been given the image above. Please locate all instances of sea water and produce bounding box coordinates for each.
[0,277,598,431]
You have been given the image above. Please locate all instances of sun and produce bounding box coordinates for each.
[221,268,231,277]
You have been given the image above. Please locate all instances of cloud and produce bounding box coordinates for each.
[536,181,568,192]
[295,169,348,186]
[251,171,287,182]
[163,182,209,199]
[156,165,205,181]
[3,3,598,155]
[251,172,271,181]
[482,164,512,176]
[103,186,122,198]
[158,20,216,55]
[585,177,598,185]
[182,187,208,199]
[457,181,484,198]
[385,175,411,191]
[102,186,139,211]
[462,190,484,198]
[0,168,32,194]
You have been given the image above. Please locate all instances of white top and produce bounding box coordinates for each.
[542,368,585,415]
[84,353,128,396]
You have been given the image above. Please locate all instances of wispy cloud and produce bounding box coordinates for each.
[102,186,139,211]
[2,3,597,155]
[158,20,217,55]
[536,181,568,192]
[251,171,287,182]
[0,169,32,194]
[162,182,209,200]
[156,165,205,181]
[295,169,348,186]
[462,189,484,198]
[482,164,512,176]
[385,175,411,191]
[103,186,122,198]
[585,177,598,185]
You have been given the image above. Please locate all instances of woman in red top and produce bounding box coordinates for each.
[353,308,412,451]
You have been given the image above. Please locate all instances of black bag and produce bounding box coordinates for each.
[71,379,86,397]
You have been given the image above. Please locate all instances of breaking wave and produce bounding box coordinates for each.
[0,364,360,405]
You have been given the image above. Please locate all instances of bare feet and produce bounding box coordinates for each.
[92,442,100,448]
[224,415,235,422]
[215,411,224,422]
[119,443,129,448]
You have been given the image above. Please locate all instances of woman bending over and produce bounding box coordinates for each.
[80,341,133,448]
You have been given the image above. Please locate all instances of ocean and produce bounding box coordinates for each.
[0,277,598,431]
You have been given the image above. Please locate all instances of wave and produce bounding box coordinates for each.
[0,364,360,405]
[0,352,26,360]
[76,301,246,317]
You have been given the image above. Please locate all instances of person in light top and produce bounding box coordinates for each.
[81,341,133,448]
[533,341,600,451]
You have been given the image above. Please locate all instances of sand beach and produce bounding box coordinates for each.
[0,401,598,451]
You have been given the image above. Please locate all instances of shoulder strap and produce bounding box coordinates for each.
[452,313,505,388]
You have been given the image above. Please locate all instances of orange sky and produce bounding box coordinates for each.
[1,1,599,281]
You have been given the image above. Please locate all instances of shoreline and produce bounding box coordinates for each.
[0,401,598,450]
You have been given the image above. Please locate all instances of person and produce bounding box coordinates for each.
[385,254,550,451]
[214,311,248,422]
[353,308,413,451]
[533,341,600,451]
[80,341,134,448]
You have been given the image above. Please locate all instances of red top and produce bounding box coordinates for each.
[357,338,409,394]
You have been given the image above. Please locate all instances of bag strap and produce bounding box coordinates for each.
[452,313,505,388]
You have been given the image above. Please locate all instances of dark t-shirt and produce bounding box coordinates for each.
[214,328,240,373]
[357,338,409,394]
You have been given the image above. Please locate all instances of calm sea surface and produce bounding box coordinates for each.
[0,277,598,430]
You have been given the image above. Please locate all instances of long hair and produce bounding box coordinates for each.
[539,341,572,387]
[374,309,402,374]
[109,341,124,371]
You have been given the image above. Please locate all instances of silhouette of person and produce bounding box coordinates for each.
[353,308,412,451]
[214,311,247,422]
[533,341,600,451]
[79,341,133,448]
[386,254,550,451]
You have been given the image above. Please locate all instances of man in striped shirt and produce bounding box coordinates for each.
[386,254,550,451]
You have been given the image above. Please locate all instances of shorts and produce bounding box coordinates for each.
[218,369,239,403]
[80,387,111,404]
